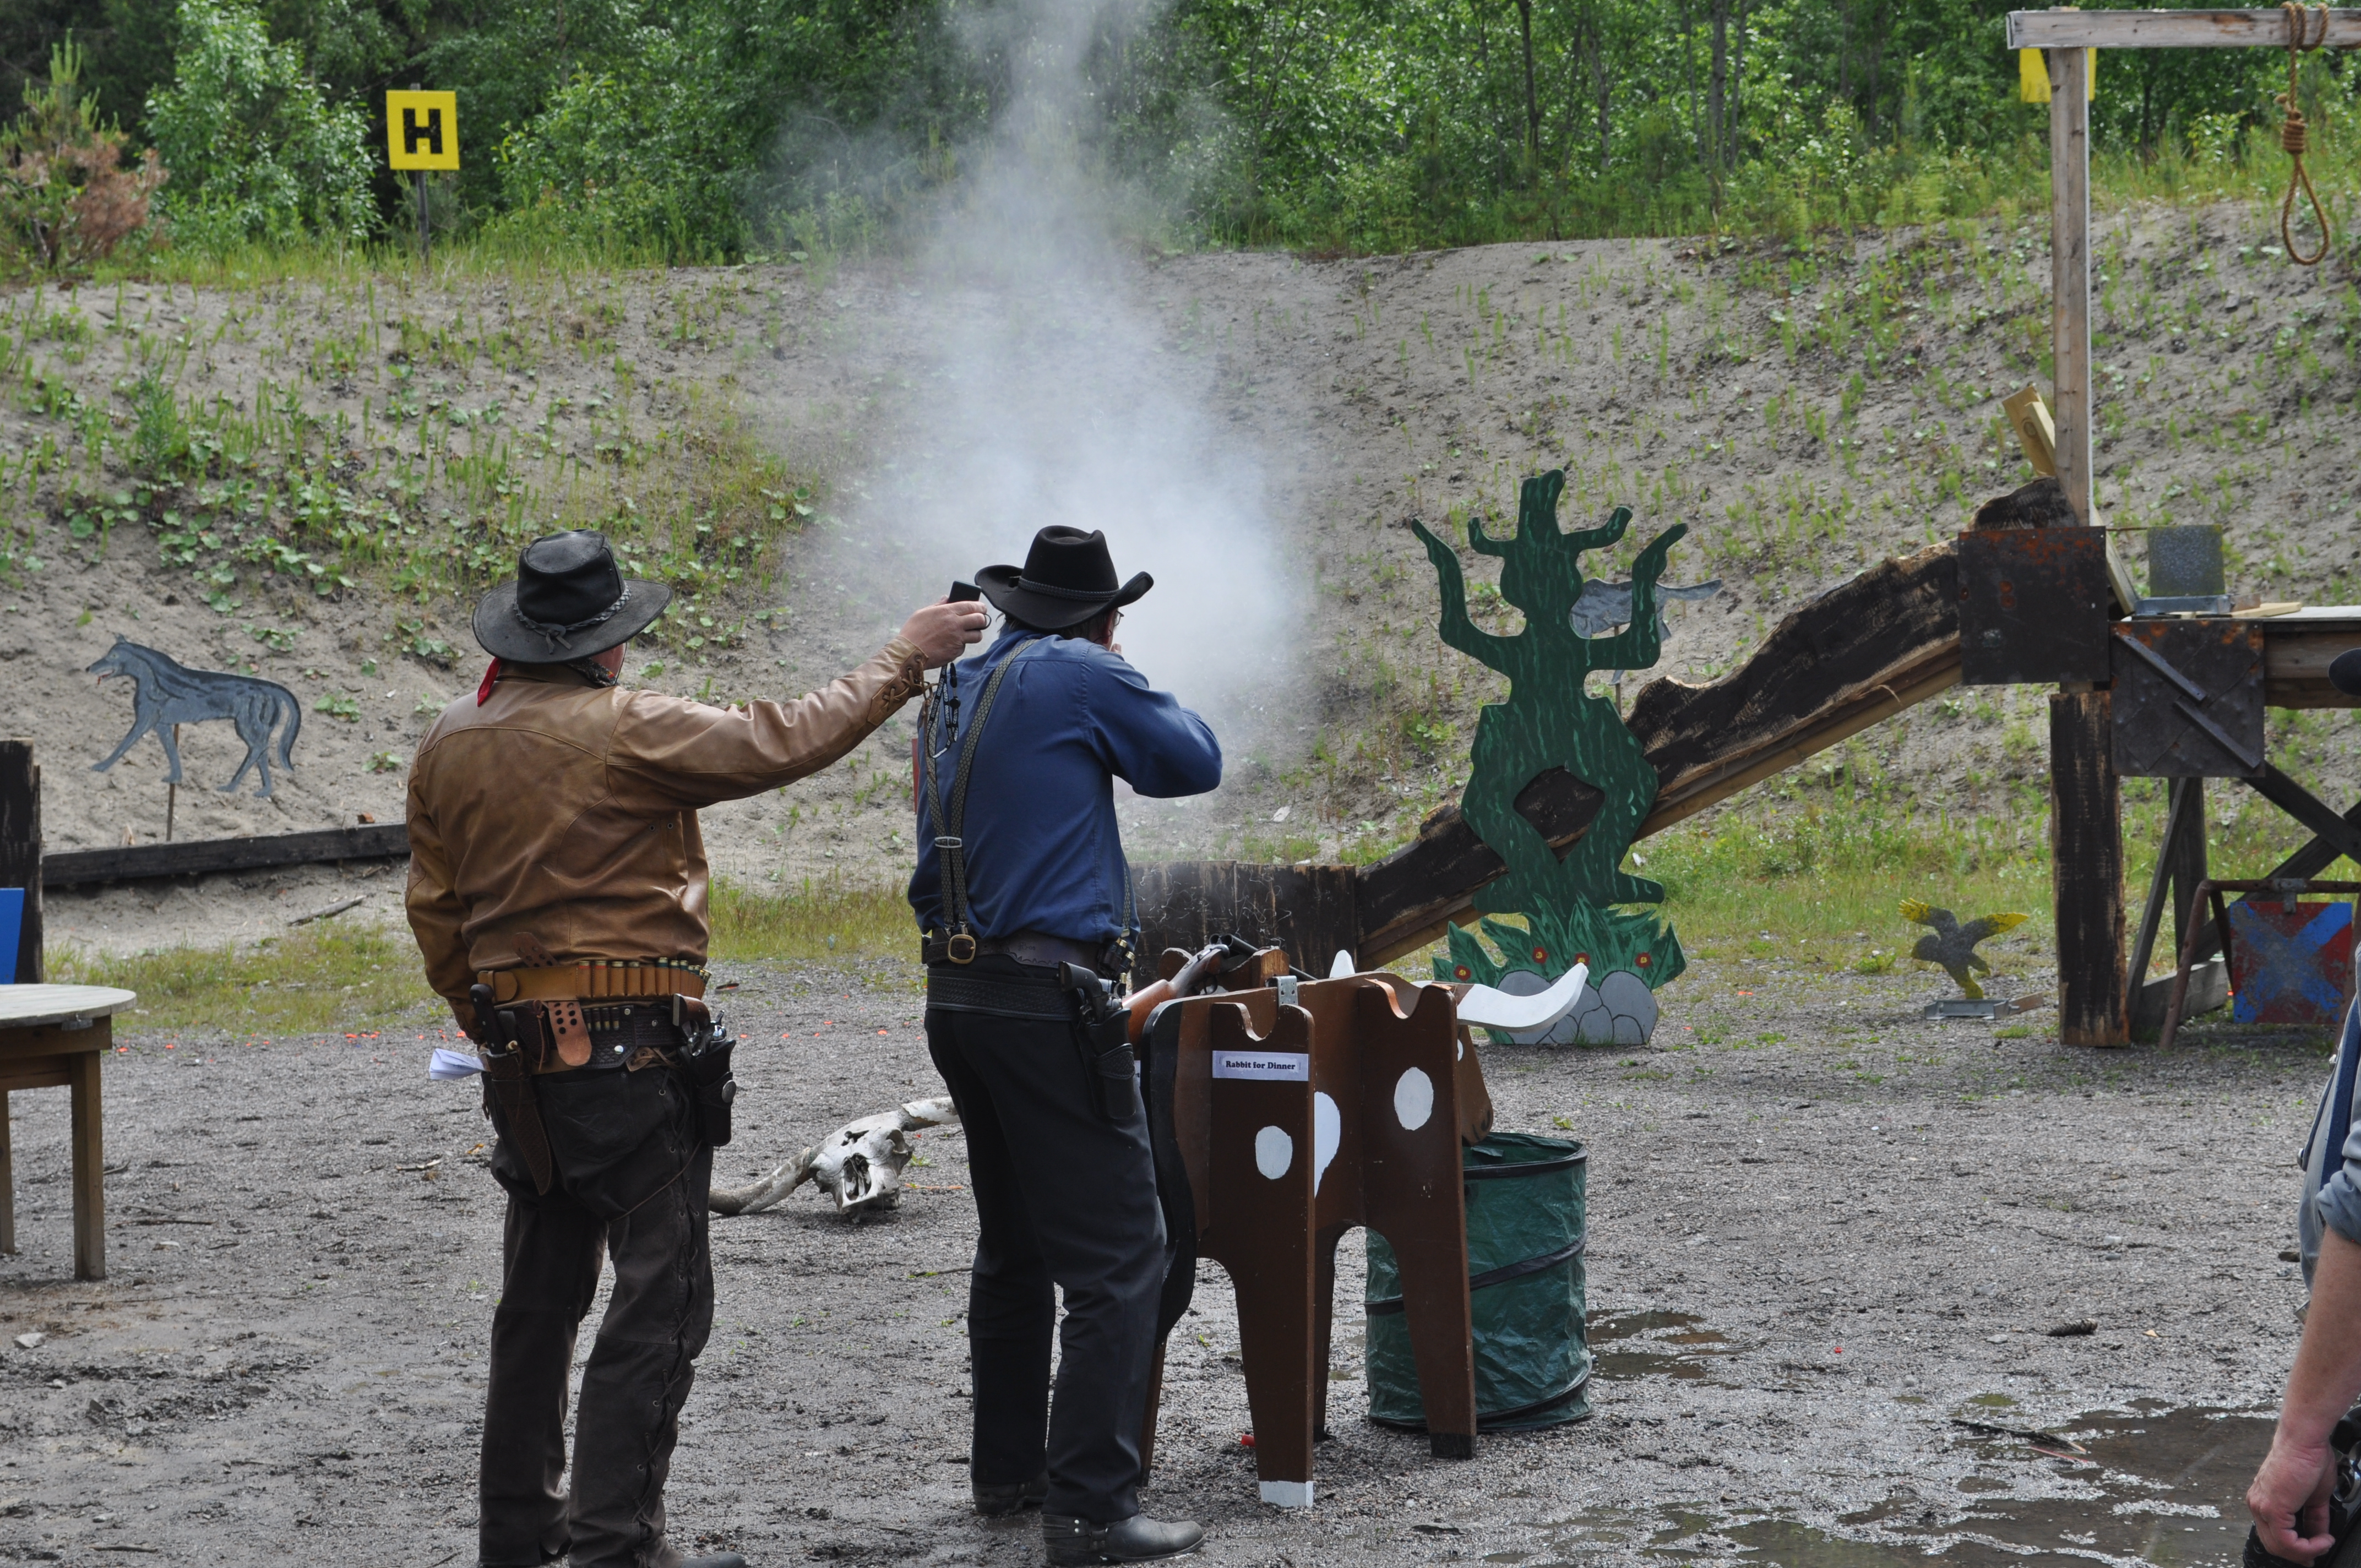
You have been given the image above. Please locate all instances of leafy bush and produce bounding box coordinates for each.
[144,0,373,251]
[494,35,749,262]
[0,42,167,272]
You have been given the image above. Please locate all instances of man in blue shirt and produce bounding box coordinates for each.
[910,526,1221,1565]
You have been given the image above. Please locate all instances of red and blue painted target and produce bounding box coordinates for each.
[2228,899,2356,1026]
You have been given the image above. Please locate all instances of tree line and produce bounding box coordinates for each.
[0,0,2347,267]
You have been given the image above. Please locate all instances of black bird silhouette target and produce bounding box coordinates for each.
[88,638,303,798]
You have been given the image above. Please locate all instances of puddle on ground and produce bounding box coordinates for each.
[1531,1403,2270,1566]
[1588,1310,1733,1382]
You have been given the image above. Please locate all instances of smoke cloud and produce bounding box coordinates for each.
[807,0,1294,743]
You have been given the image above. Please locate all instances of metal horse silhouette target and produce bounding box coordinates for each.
[88,638,303,797]
[1410,470,1692,1044]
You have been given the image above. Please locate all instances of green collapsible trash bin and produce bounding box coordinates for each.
[1364,1131,1589,1431]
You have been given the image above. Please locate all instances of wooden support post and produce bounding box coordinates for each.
[0,741,40,984]
[2048,41,2092,523]
[2164,777,2208,956]
[0,1089,14,1255]
[2053,690,2128,1045]
[69,1029,105,1280]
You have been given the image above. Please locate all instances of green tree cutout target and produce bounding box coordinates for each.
[1410,469,1687,1042]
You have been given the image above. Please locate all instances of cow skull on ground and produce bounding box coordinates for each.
[709,1097,959,1217]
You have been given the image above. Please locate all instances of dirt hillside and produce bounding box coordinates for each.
[2,199,2358,956]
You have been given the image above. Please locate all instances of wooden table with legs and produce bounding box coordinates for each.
[0,985,137,1280]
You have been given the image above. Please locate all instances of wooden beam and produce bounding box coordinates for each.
[69,1028,104,1281]
[2009,9,2361,48]
[0,1089,13,1256]
[42,821,410,888]
[2244,764,2361,868]
[0,742,39,984]
[2164,776,2210,957]
[2126,776,2194,1000]
[2052,689,2129,1046]
[2264,627,2361,709]
[2050,43,2093,525]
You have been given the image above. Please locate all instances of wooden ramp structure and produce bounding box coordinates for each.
[1137,538,2361,1039]
[1141,541,1967,972]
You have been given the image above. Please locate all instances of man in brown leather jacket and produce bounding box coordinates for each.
[406,530,984,1568]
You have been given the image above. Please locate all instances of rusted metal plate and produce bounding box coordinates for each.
[2110,619,2265,777]
[1957,530,2111,685]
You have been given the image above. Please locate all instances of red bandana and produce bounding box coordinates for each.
[475,658,504,706]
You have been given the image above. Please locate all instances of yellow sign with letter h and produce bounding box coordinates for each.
[386,91,459,170]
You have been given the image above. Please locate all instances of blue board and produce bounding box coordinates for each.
[0,888,20,983]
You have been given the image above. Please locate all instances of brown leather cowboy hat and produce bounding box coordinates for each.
[975,527,1152,631]
[472,530,671,662]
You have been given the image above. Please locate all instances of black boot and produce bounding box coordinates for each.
[973,1472,1049,1516]
[1042,1512,1203,1565]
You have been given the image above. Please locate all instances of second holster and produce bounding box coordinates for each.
[480,1046,556,1194]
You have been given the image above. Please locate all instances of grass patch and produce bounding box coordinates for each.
[1385,778,2356,984]
[51,876,916,1037]
[710,876,911,966]
[51,922,438,1037]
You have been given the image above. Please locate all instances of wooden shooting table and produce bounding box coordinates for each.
[0,985,136,1280]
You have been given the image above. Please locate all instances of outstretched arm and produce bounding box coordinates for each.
[1591,524,1689,671]
[1409,519,1511,667]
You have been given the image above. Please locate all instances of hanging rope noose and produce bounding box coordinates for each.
[2279,1,2332,266]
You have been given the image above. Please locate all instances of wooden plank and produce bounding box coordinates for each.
[0,1059,75,1094]
[1138,861,1361,975]
[0,740,40,984]
[2264,628,2361,709]
[1,1090,13,1256]
[0,987,138,1031]
[2052,689,2129,1046]
[2164,776,2210,958]
[2125,776,2192,1003]
[2050,44,2093,525]
[69,1020,105,1281]
[43,821,410,888]
[2009,10,2361,48]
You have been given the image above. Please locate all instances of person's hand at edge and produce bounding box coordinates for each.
[2251,1227,2361,1562]
[902,598,991,669]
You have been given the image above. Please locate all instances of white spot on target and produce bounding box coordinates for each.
[1394,1068,1434,1131]
[1312,1093,1341,1195]
[1254,1125,1294,1180]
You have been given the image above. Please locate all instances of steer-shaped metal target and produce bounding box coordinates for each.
[1140,958,1522,1507]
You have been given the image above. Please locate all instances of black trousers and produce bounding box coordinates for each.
[480,1065,714,1568]
[927,991,1166,1525]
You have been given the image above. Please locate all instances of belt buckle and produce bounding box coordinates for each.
[946,932,977,965]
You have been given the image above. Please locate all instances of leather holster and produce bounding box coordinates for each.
[480,1046,555,1194]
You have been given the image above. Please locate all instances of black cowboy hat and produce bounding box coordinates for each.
[472,530,671,662]
[975,526,1152,631]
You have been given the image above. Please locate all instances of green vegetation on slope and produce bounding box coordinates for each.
[7,1,2361,266]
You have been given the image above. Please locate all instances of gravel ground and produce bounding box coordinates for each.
[0,953,2336,1568]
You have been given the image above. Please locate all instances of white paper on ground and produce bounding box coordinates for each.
[428,1047,485,1080]
[1453,962,1590,1033]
